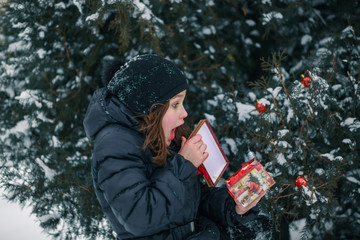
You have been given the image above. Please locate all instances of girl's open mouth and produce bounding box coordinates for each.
[170,128,176,141]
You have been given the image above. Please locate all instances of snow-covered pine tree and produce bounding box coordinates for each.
[207,29,359,240]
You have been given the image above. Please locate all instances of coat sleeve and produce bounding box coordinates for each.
[198,183,259,226]
[94,129,200,237]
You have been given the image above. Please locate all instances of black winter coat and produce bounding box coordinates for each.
[83,88,259,240]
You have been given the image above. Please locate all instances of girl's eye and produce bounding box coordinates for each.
[172,103,178,108]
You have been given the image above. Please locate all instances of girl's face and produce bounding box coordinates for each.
[162,90,188,146]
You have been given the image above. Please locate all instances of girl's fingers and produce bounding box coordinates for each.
[181,136,187,147]
[189,134,202,143]
[202,152,209,161]
[180,133,210,165]
[200,143,207,152]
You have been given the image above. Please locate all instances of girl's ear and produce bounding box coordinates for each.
[101,58,125,87]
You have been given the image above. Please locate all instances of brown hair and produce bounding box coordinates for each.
[138,102,189,166]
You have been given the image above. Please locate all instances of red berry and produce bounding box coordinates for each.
[256,102,267,113]
[296,176,307,189]
[301,76,311,88]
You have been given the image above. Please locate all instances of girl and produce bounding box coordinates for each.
[83,54,263,239]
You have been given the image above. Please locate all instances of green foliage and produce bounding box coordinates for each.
[0,0,359,239]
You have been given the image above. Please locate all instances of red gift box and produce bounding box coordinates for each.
[226,158,275,209]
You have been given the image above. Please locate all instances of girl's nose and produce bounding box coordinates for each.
[180,106,188,119]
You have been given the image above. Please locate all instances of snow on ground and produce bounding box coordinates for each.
[0,188,50,240]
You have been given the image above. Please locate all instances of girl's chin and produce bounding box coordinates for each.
[166,139,172,147]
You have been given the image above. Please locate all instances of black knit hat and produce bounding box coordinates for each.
[107,54,188,115]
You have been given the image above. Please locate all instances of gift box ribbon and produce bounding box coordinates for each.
[197,164,211,180]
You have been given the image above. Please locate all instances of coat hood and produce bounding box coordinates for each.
[83,88,139,141]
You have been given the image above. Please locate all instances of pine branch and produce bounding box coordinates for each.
[275,65,290,98]
[248,75,270,91]
[251,49,290,94]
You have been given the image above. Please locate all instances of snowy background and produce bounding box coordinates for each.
[0,188,50,240]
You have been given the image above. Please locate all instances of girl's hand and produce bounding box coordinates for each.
[235,197,260,215]
[178,134,208,168]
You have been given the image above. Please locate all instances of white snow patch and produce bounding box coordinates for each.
[4,161,14,167]
[262,11,283,25]
[315,168,325,176]
[224,138,238,154]
[39,213,61,223]
[265,112,279,124]
[236,102,256,122]
[15,90,53,108]
[86,12,99,22]
[247,92,257,101]
[346,176,360,185]
[51,135,61,148]
[72,0,83,14]
[205,0,215,7]
[35,157,57,181]
[316,47,331,57]
[55,2,66,9]
[274,140,292,149]
[302,186,318,206]
[133,0,164,24]
[204,113,216,126]
[8,40,31,52]
[37,112,54,123]
[331,84,342,91]
[286,108,294,123]
[245,38,253,45]
[75,137,88,148]
[320,153,343,162]
[341,118,360,132]
[258,98,270,106]
[319,37,333,46]
[246,19,256,26]
[277,129,289,138]
[276,153,287,165]
[301,34,312,45]
[202,26,216,35]
[37,49,46,59]
[341,25,355,39]
[1,62,18,77]
[0,119,29,142]
[267,87,282,98]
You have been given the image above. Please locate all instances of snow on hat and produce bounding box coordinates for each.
[107,54,188,115]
